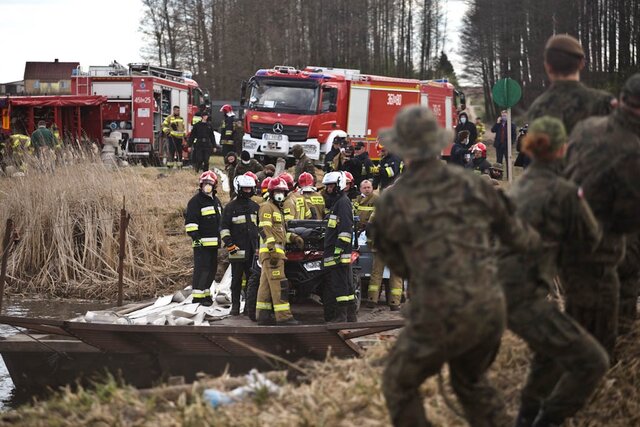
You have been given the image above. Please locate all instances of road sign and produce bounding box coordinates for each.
[492,78,522,108]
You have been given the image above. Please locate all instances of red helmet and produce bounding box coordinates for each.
[199,170,218,185]
[472,142,487,158]
[344,171,354,185]
[298,172,314,188]
[244,171,259,184]
[220,104,233,114]
[261,177,272,193]
[279,172,294,190]
[268,177,289,192]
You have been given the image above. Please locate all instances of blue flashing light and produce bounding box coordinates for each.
[256,70,268,76]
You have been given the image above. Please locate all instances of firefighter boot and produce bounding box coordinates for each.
[257,310,276,325]
[200,295,213,307]
[230,303,240,316]
[328,305,347,323]
[346,303,358,323]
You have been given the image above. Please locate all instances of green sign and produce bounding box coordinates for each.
[492,78,522,108]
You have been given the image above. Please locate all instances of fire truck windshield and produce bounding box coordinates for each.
[249,79,319,115]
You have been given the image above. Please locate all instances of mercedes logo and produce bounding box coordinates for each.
[273,122,284,134]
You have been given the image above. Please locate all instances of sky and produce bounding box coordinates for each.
[0,0,468,84]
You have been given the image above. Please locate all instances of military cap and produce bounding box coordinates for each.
[528,116,567,151]
[383,105,452,160]
[622,73,640,107]
[545,34,584,58]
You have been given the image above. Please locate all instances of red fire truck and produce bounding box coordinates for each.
[71,62,207,163]
[241,65,465,162]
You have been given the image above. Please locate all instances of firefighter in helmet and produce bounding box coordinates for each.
[219,104,237,157]
[185,171,224,306]
[162,105,186,168]
[280,172,312,221]
[221,175,260,315]
[256,177,305,325]
[298,171,325,219]
[322,171,357,323]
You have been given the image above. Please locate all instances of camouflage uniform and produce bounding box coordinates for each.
[372,106,542,427]
[500,118,609,426]
[618,233,640,334]
[292,145,316,182]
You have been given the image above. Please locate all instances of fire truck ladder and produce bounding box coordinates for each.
[75,65,91,96]
[128,63,185,82]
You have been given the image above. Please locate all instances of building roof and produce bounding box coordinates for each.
[24,60,79,81]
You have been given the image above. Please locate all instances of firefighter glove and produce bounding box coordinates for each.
[227,244,239,255]
[290,233,304,249]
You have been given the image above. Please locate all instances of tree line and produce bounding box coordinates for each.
[140,0,453,100]
[460,0,640,119]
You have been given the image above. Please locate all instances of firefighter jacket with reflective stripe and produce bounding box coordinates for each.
[258,200,291,261]
[283,192,312,221]
[323,193,353,266]
[185,191,223,247]
[162,114,186,138]
[302,190,326,219]
[373,153,402,190]
[354,193,378,229]
[220,115,236,145]
[220,196,260,261]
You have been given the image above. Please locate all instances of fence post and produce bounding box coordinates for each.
[117,197,130,307]
[0,219,14,312]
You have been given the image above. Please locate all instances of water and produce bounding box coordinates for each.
[0,297,111,411]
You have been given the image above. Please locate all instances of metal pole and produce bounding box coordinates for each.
[506,108,513,183]
[0,219,14,312]
[117,197,130,307]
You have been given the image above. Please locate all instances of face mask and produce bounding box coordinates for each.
[501,116,507,122]
[460,117,467,124]
[242,160,250,165]
[203,184,213,194]
[274,192,285,202]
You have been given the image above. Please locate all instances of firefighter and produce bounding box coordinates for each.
[162,105,186,168]
[280,172,312,221]
[7,132,32,171]
[185,171,223,306]
[343,171,358,200]
[256,177,305,325]
[188,111,218,173]
[354,180,377,234]
[219,104,236,157]
[366,213,404,311]
[322,171,357,323]
[260,177,272,203]
[244,171,265,205]
[325,131,347,172]
[298,171,325,219]
[373,142,402,191]
[221,175,260,315]
[354,141,374,186]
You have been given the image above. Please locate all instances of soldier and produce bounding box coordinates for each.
[562,73,640,355]
[371,105,542,427]
[221,175,260,315]
[298,172,325,219]
[499,117,609,427]
[322,171,357,323]
[256,177,304,325]
[292,144,315,182]
[527,34,614,134]
[185,171,224,306]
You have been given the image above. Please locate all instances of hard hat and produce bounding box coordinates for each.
[268,177,289,192]
[199,170,218,185]
[471,142,487,158]
[322,171,347,191]
[344,171,354,184]
[234,174,256,193]
[220,104,233,113]
[279,172,294,190]
[261,177,272,193]
[244,171,259,184]
[298,172,314,188]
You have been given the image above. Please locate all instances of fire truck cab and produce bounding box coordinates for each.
[71,62,206,164]
[241,65,464,162]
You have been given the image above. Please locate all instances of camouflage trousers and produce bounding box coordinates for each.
[507,290,609,423]
[561,262,620,356]
[618,234,640,335]
[382,298,509,427]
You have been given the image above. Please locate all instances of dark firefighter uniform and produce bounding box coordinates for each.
[185,190,223,304]
[188,118,217,173]
[256,200,297,323]
[221,195,260,314]
[163,114,186,167]
[323,191,356,322]
[373,152,402,190]
[220,114,236,157]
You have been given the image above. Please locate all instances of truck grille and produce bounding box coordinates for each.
[250,123,309,142]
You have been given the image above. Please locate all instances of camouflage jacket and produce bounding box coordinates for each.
[371,159,542,316]
[294,154,315,182]
[527,80,614,134]
[499,160,601,303]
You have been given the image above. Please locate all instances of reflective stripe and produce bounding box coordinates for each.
[368,284,381,292]
[201,237,218,247]
[385,167,395,177]
[391,288,403,295]
[201,206,217,216]
[286,232,292,241]
[310,196,324,204]
[232,215,247,224]
[256,301,273,310]
[251,214,257,223]
[357,206,375,212]
[220,229,231,238]
[192,289,206,296]
[259,221,273,227]
[185,223,199,232]
[259,247,285,254]
[340,254,352,264]
[338,232,351,243]
[336,294,355,302]
[324,257,336,267]
[273,303,291,312]
[265,237,276,244]
[263,213,272,218]
[229,250,246,259]
[327,215,337,228]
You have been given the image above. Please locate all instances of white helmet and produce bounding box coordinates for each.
[233,174,256,193]
[322,171,347,191]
